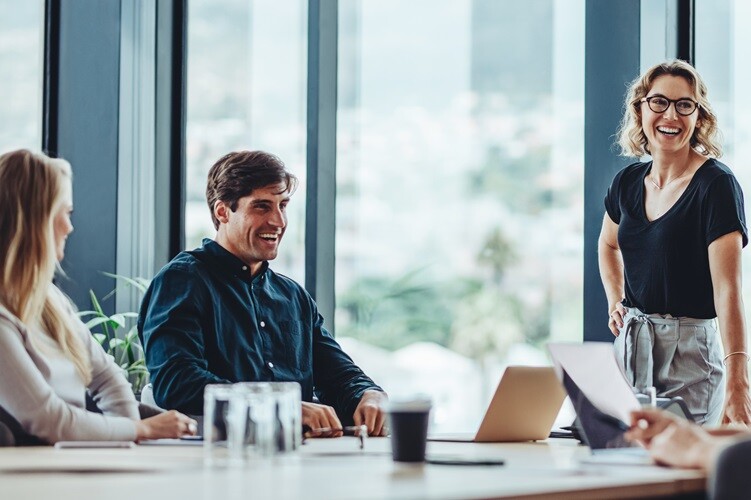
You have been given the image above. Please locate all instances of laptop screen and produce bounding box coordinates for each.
[561,369,639,451]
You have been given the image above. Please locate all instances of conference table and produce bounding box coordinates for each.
[0,437,705,499]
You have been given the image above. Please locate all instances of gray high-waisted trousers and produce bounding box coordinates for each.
[613,307,725,425]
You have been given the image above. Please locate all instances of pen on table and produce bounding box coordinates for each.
[302,425,367,436]
[302,425,368,449]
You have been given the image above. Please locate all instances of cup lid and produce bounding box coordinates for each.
[385,396,432,412]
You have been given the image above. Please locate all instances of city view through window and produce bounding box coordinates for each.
[0,1,42,153]
[333,0,583,431]
[696,0,751,368]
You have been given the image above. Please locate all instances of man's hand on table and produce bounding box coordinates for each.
[353,390,388,436]
[302,402,343,437]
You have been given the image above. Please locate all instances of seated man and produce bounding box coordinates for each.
[138,150,387,435]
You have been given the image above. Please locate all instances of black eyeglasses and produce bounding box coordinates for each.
[640,95,699,116]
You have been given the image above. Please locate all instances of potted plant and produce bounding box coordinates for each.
[78,273,150,396]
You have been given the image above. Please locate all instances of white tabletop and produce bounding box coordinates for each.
[0,437,704,500]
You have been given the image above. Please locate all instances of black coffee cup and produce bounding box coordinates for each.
[386,398,432,463]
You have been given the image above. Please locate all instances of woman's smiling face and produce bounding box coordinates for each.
[641,75,701,156]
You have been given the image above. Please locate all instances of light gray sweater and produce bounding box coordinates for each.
[0,286,138,443]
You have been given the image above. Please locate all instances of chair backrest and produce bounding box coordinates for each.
[709,439,751,500]
[138,401,164,419]
[140,383,159,408]
[0,405,47,446]
[0,420,15,446]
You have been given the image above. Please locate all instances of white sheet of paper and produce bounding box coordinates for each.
[547,342,641,424]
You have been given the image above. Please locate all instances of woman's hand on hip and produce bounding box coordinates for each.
[608,302,626,337]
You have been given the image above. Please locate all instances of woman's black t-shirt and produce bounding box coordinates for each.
[604,159,748,318]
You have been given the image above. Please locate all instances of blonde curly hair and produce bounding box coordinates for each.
[616,60,722,158]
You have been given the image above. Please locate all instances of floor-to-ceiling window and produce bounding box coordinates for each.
[695,0,751,332]
[335,0,585,431]
[0,0,43,152]
[184,0,307,282]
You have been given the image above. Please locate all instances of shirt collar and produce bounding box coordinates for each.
[201,238,269,282]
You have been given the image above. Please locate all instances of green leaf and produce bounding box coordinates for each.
[133,277,151,290]
[109,338,126,350]
[126,325,140,339]
[127,365,150,375]
[109,314,126,328]
[89,290,112,339]
[89,290,104,315]
[101,272,150,294]
[85,317,114,330]
[77,310,101,319]
[87,273,150,396]
[126,342,135,365]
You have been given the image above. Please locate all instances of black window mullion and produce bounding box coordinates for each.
[305,0,338,334]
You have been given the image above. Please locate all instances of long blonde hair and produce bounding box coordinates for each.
[616,59,722,158]
[0,149,91,383]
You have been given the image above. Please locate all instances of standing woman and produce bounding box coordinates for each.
[0,149,197,444]
[599,60,751,425]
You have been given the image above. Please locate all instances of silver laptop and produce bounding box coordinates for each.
[428,366,566,443]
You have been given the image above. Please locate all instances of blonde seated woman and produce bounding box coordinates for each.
[0,149,197,445]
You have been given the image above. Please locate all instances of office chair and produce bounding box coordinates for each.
[0,405,46,446]
[140,383,159,408]
[709,438,751,500]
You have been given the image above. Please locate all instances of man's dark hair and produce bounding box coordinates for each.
[206,150,298,230]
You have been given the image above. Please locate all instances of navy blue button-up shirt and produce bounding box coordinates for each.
[138,239,382,422]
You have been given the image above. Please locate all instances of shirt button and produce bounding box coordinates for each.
[260,321,266,327]
[268,362,274,369]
